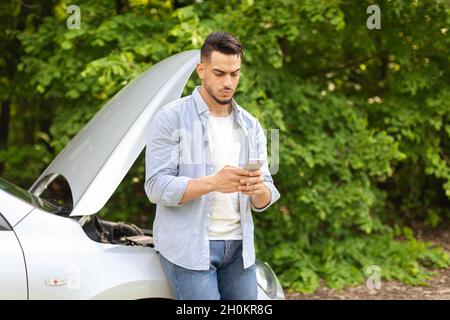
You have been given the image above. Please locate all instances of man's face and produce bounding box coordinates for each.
[196,51,241,105]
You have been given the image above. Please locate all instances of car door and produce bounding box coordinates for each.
[0,212,28,299]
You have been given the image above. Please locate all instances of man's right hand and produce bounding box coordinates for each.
[212,165,251,193]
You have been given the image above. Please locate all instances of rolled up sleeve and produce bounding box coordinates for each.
[144,108,190,207]
[250,120,281,212]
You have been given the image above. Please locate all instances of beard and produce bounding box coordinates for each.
[204,82,233,105]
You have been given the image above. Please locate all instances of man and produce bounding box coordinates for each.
[144,31,280,300]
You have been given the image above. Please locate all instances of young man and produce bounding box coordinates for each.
[144,31,280,300]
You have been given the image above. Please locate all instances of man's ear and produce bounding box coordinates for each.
[196,63,205,80]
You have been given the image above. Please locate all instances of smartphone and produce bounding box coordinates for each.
[243,158,265,171]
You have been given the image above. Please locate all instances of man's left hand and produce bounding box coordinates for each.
[237,170,267,195]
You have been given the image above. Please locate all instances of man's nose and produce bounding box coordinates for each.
[223,75,233,88]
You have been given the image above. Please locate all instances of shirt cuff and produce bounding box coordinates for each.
[163,176,191,207]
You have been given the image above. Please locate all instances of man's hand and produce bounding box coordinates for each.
[212,165,252,193]
[178,165,251,204]
[237,170,265,195]
[209,166,271,209]
[238,170,271,209]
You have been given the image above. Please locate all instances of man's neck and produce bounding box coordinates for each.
[199,86,232,117]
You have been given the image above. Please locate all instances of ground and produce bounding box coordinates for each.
[284,223,450,300]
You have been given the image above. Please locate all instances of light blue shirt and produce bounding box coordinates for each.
[144,86,280,270]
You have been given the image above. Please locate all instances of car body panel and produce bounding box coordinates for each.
[0,188,34,227]
[13,208,173,299]
[29,50,200,217]
[0,229,28,299]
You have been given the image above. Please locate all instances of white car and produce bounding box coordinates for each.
[0,50,285,300]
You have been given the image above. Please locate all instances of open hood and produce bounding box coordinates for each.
[29,50,200,216]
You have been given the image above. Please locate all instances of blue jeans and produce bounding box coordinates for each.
[159,240,257,300]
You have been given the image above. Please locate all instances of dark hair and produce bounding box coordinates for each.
[200,31,243,62]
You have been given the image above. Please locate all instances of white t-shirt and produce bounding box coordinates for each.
[207,110,243,240]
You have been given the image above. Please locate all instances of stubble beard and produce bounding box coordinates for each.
[204,82,233,106]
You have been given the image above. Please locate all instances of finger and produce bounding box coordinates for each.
[248,183,266,193]
[238,184,257,192]
[240,176,264,185]
[248,170,261,177]
[239,177,263,185]
[230,173,251,183]
[237,185,246,192]
[231,175,246,183]
[232,182,241,188]
[232,167,252,176]
[242,188,262,195]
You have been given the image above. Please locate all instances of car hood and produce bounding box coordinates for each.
[29,50,200,216]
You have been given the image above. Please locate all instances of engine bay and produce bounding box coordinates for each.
[78,215,154,247]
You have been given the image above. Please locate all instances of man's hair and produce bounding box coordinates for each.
[200,31,243,62]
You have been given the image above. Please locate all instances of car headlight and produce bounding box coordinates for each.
[256,260,279,299]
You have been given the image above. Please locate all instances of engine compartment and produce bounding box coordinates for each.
[31,174,155,248]
[78,215,154,247]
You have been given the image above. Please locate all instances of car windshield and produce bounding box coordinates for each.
[0,177,60,213]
